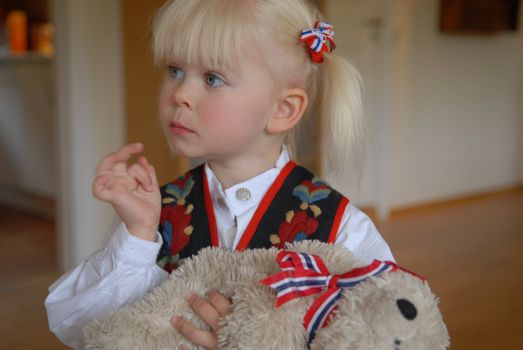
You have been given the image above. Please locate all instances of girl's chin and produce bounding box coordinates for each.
[167,143,206,160]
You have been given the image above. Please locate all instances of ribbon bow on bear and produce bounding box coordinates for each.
[260,251,425,343]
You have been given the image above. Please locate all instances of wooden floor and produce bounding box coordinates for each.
[0,188,522,349]
[0,208,67,349]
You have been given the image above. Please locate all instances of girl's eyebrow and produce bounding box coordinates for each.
[207,66,239,80]
[163,60,239,80]
[164,59,180,67]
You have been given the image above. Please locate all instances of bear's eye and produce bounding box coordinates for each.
[396,298,417,320]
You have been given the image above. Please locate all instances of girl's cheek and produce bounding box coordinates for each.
[158,87,174,112]
[157,100,167,119]
[158,102,172,129]
[159,80,175,102]
[159,88,171,106]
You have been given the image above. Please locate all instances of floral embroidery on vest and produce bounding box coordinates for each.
[158,172,195,272]
[157,165,346,272]
[270,177,332,248]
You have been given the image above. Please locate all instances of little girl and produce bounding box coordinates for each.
[45,0,394,348]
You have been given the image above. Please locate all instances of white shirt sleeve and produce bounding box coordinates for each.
[44,222,169,349]
[334,203,395,263]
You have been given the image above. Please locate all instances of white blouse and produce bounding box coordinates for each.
[45,149,394,349]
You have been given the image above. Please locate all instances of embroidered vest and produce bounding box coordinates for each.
[157,161,349,273]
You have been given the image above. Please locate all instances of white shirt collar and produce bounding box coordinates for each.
[204,147,291,218]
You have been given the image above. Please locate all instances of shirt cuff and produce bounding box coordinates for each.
[109,222,163,266]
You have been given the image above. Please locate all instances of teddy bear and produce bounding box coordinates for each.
[84,240,450,349]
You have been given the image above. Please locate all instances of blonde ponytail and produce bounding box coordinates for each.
[314,54,365,178]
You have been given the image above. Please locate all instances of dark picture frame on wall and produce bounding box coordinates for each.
[439,0,520,33]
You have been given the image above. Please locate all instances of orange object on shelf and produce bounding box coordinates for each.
[7,10,28,54]
[31,22,54,56]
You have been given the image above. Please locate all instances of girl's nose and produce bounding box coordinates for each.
[172,79,194,109]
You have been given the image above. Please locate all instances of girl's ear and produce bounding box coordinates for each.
[266,88,308,134]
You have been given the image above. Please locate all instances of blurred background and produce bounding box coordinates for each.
[0,0,521,349]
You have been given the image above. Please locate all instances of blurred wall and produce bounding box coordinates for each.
[390,0,523,208]
[0,59,56,198]
[325,0,523,212]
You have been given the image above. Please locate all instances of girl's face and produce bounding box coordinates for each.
[158,55,282,162]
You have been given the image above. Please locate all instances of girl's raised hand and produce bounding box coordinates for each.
[93,143,161,242]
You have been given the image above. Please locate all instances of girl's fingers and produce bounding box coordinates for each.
[206,290,232,316]
[128,163,152,191]
[112,162,128,177]
[138,157,159,190]
[92,173,114,201]
[186,294,222,332]
[171,315,218,350]
[169,292,231,348]
[95,143,143,176]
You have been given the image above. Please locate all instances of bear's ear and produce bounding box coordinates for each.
[266,88,308,135]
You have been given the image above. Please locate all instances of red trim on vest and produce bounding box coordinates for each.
[202,168,219,247]
[235,161,297,251]
[327,196,349,243]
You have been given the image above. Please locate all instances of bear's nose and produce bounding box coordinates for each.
[396,298,417,320]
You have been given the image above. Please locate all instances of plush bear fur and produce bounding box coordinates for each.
[84,241,449,349]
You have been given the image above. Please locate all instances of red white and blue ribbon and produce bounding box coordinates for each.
[260,251,425,344]
[300,20,336,63]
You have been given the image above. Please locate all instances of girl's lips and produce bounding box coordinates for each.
[169,122,194,135]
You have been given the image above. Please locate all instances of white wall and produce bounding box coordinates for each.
[0,59,57,197]
[325,0,523,212]
[388,0,523,208]
[53,0,124,270]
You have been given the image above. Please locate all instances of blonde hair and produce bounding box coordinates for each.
[152,0,364,176]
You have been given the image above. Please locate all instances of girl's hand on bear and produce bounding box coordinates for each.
[171,290,232,350]
[93,143,161,242]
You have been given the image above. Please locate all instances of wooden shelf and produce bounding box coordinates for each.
[0,51,52,63]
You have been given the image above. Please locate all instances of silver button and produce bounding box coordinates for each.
[235,188,251,201]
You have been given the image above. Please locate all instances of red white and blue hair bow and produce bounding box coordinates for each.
[260,251,425,344]
[300,20,336,63]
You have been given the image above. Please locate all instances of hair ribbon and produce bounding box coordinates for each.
[300,20,336,63]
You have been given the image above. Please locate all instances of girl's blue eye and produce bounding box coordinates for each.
[168,66,184,80]
[205,74,225,87]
